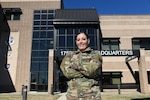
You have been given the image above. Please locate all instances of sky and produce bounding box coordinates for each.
[63,0,150,15]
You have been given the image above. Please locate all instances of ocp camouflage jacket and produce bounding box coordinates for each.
[60,47,102,80]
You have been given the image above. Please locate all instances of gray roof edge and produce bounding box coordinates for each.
[54,8,99,22]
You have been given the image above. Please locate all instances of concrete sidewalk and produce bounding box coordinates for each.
[57,93,67,100]
[57,91,141,100]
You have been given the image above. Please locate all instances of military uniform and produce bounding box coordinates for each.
[60,47,102,100]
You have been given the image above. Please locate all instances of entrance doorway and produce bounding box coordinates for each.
[53,53,68,93]
[30,71,48,92]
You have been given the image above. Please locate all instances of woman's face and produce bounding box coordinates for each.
[76,33,90,51]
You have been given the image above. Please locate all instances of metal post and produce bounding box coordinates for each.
[22,85,27,100]
[51,84,54,95]
[118,84,121,94]
[21,85,24,95]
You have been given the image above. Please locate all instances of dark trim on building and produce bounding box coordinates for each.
[54,9,99,25]
[3,8,22,14]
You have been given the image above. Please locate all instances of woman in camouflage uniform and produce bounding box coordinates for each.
[60,32,102,100]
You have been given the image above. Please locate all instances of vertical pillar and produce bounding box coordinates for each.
[138,48,148,94]
[48,49,54,94]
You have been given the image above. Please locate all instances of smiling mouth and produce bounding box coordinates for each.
[79,44,85,47]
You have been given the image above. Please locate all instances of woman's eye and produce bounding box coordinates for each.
[77,39,80,41]
[82,38,86,40]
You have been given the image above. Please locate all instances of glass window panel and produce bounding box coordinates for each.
[67,28,73,34]
[59,36,65,47]
[45,73,48,84]
[67,47,75,51]
[74,29,79,34]
[74,41,77,49]
[38,72,47,84]
[42,10,47,13]
[39,51,48,57]
[32,40,39,50]
[141,39,150,49]
[67,36,73,47]
[39,40,47,50]
[147,40,150,49]
[31,62,39,71]
[102,40,109,50]
[33,31,40,38]
[47,40,53,49]
[31,73,37,83]
[110,40,119,44]
[34,10,40,13]
[103,73,111,75]
[133,45,140,50]
[94,36,98,48]
[34,21,40,25]
[47,27,53,30]
[101,39,119,50]
[133,39,139,44]
[32,51,39,57]
[41,27,46,30]
[33,27,40,30]
[14,14,20,20]
[47,31,53,38]
[112,78,120,84]
[41,21,47,25]
[40,31,46,38]
[34,15,40,19]
[88,28,94,34]
[102,45,109,50]
[31,58,39,61]
[39,58,48,61]
[48,10,54,13]
[48,14,54,19]
[80,28,86,33]
[41,14,47,19]
[30,83,36,90]
[89,36,95,47]
[111,45,119,50]
[132,39,140,50]
[112,72,120,75]
[59,28,65,34]
[140,40,145,47]
[48,21,53,25]
[37,85,48,91]
[103,40,109,44]
[111,40,119,50]
[102,76,111,85]
[6,14,11,20]
[39,62,48,71]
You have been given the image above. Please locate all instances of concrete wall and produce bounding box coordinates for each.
[99,15,150,93]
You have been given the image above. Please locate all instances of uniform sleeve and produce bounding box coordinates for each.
[81,51,102,78]
[60,52,83,79]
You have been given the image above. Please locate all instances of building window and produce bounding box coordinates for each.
[6,13,21,20]
[101,38,120,50]
[102,72,122,85]
[56,27,99,50]
[132,38,150,50]
[30,10,55,92]
[3,8,22,20]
